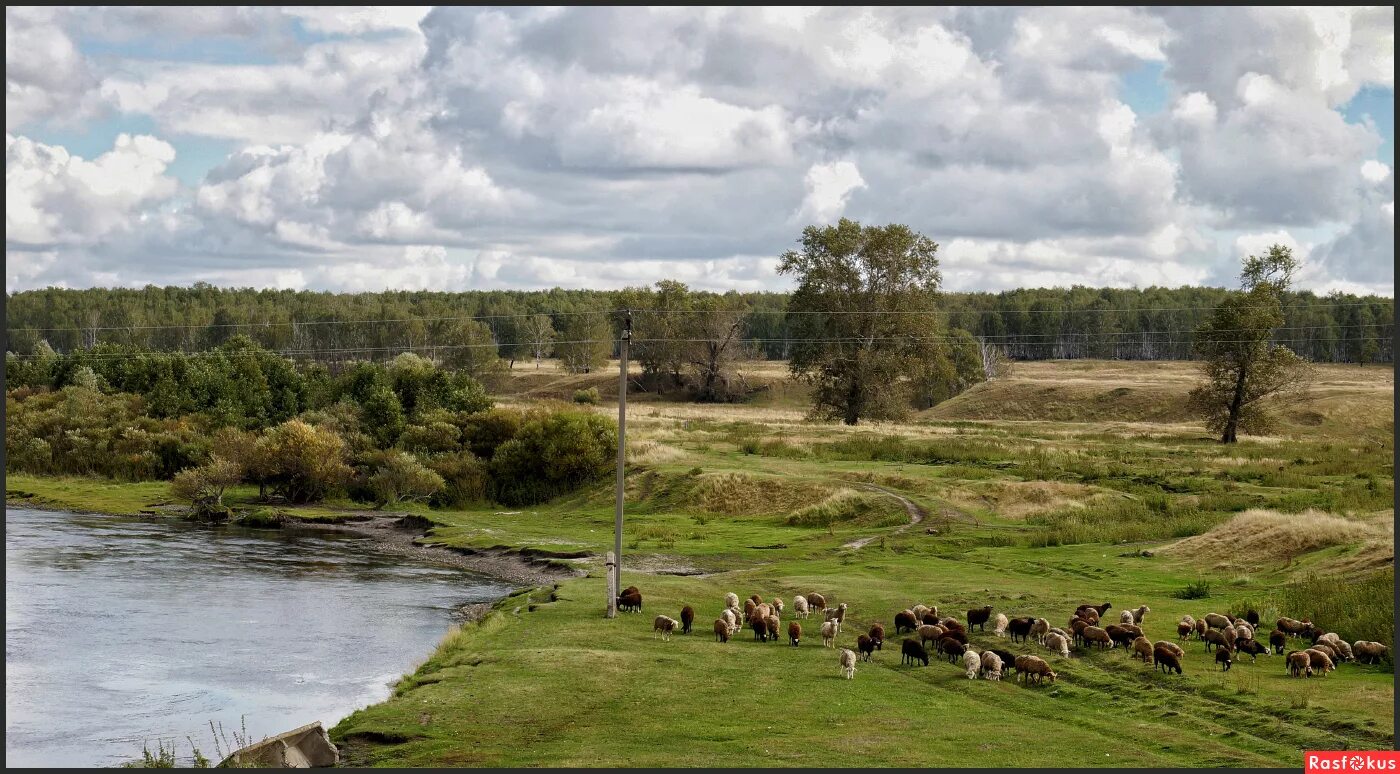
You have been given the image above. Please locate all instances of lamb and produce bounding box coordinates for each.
[1177,621,1194,641]
[1304,648,1335,676]
[968,606,994,632]
[857,634,876,661]
[894,610,918,634]
[1131,636,1153,664]
[1008,617,1035,643]
[1154,640,1185,659]
[1045,632,1070,658]
[1204,613,1232,630]
[821,619,838,648]
[724,592,739,611]
[868,623,885,651]
[839,647,857,679]
[1237,639,1269,662]
[939,638,967,662]
[964,650,982,679]
[980,650,1003,681]
[713,618,731,642]
[1030,618,1051,645]
[993,613,1009,638]
[1269,629,1287,655]
[918,624,946,648]
[806,592,826,611]
[824,602,849,628]
[1153,644,1183,674]
[653,615,679,641]
[680,606,695,635]
[1215,647,1234,671]
[1081,626,1113,649]
[1353,641,1390,664]
[1130,605,1150,624]
[792,595,810,619]
[1019,655,1056,684]
[1286,651,1313,677]
[1119,610,1136,625]
[901,638,929,666]
[773,598,785,615]
[788,620,801,647]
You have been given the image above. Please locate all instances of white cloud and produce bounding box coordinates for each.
[1362,160,1391,183]
[795,161,865,224]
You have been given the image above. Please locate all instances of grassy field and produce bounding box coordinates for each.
[9,359,1394,766]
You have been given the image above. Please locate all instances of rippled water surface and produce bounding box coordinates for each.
[5,507,510,767]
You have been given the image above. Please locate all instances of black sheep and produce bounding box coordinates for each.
[1215,647,1233,671]
[895,611,918,634]
[989,648,1017,669]
[618,590,642,612]
[1245,609,1260,627]
[967,606,993,632]
[939,638,967,662]
[1237,639,1268,662]
[901,638,929,666]
[1269,629,1287,655]
[922,612,940,626]
[680,605,695,634]
[857,634,876,661]
[868,624,885,651]
[1008,616,1035,643]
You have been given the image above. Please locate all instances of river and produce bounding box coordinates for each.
[4,506,513,768]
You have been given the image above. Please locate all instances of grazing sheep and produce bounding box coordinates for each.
[980,650,1003,681]
[1077,602,1112,617]
[941,617,966,633]
[1131,636,1153,664]
[1154,640,1186,659]
[1216,647,1234,671]
[680,606,695,635]
[1119,610,1136,625]
[654,615,679,641]
[773,598,785,615]
[1045,632,1070,658]
[750,594,763,605]
[756,603,773,620]
[1048,627,1070,641]
[839,647,858,679]
[1269,629,1287,655]
[940,638,967,662]
[1319,635,1352,662]
[922,612,940,626]
[1304,624,1326,644]
[868,623,886,650]
[918,624,945,648]
[793,595,809,619]
[1286,651,1313,677]
[912,604,931,621]
[1222,626,1237,651]
[1105,625,1137,649]
[1118,623,1144,640]
[1019,655,1056,684]
[1237,639,1269,662]
[1082,626,1113,649]
[1069,619,1090,648]
[788,620,801,647]
[1304,648,1335,676]
[1354,641,1390,664]
[1234,622,1255,642]
[821,620,838,648]
[895,610,918,634]
[940,629,969,646]
[618,590,643,612]
[806,592,826,611]
[1177,622,1194,641]
[989,649,1017,670]
[721,608,738,633]
[751,615,769,642]
[901,638,929,666]
[713,618,731,643]
[1310,642,1339,662]
[765,615,781,644]
[1008,617,1035,643]
[1153,644,1183,674]
[1276,617,1311,636]
[1030,618,1051,645]
[1194,619,1207,639]
[1180,614,1196,629]
[744,599,756,619]
[964,650,982,679]
[724,592,739,610]
[1204,613,1231,630]
[857,634,876,661]
[968,606,994,632]
[1202,630,1227,652]
[993,614,1009,638]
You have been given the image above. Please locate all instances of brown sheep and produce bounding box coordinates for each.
[653,615,678,641]
[922,612,940,625]
[967,606,994,632]
[750,594,763,605]
[1194,619,1207,638]
[1153,644,1182,674]
[1354,641,1391,665]
[618,589,642,612]
[1245,609,1260,626]
[713,618,730,642]
[1203,613,1232,630]
[1153,640,1185,659]
[1202,629,1227,652]
[1177,622,1194,641]
[868,623,886,650]
[942,628,969,646]
[1222,626,1238,651]
[857,634,876,661]
[895,610,918,634]
[1237,639,1269,662]
[1304,648,1335,676]
[1082,626,1113,649]
[1018,655,1056,684]
[788,620,801,647]
[1287,650,1313,678]
[680,605,695,635]
[1215,647,1233,671]
[806,592,826,611]
[1118,623,1144,639]
[939,638,967,662]
[1276,616,1311,636]
[1131,636,1153,663]
[750,614,768,642]
[1076,602,1112,617]
[918,624,946,648]
[764,615,781,644]
[1069,618,1090,647]
[1105,624,1136,649]
[1310,642,1339,662]
[1269,629,1287,654]
[941,617,966,633]
[744,599,757,619]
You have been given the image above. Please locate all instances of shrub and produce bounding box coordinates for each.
[427,451,491,508]
[398,422,462,455]
[490,409,617,506]
[368,451,445,506]
[573,387,600,405]
[1175,579,1212,600]
[171,456,243,508]
[256,420,351,504]
[457,408,525,460]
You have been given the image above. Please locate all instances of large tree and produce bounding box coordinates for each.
[779,219,943,425]
[1187,245,1311,443]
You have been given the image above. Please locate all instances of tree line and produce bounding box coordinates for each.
[7,281,1391,365]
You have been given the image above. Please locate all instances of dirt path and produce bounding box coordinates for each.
[842,484,927,550]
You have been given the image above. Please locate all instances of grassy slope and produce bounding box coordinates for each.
[8,360,1394,767]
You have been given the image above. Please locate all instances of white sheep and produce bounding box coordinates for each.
[912,604,931,621]
[653,615,679,641]
[964,650,982,679]
[1030,618,1050,645]
[980,651,1003,681]
[1045,631,1070,658]
[724,592,739,611]
[824,603,848,633]
[1131,605,1150,624]
[839,648,857,679]
[821,620,838,648]
[793,595,810,619]
[773,598,785,615]
[1119,610,1135,625]
[1234,622,1255,642]
[993,613,1009,638]
[1180,614,1196,629]
[1048,627,1070,641]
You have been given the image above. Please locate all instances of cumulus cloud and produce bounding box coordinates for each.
[795,161,865,224]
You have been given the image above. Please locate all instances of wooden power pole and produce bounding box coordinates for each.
[608,310,631,618]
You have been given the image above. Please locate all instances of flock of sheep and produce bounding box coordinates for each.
[628,585,1390,684]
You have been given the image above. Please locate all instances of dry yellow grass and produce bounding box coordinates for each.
[625,439,689,466]
[1159,508,1394,573]
[691,472,833,515]
[944,480,1110,521]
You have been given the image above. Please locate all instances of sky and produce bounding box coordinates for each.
[4,6,1395,296]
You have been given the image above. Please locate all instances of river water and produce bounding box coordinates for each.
[4,506,512,768]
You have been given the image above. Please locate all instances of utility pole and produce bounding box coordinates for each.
[608,309,631,618]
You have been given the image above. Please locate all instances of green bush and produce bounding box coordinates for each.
[490,409,617,506]
[368,451,445,506]
[573,387,600,405]
[1175,579,1212,600]
[428,451,491,508]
